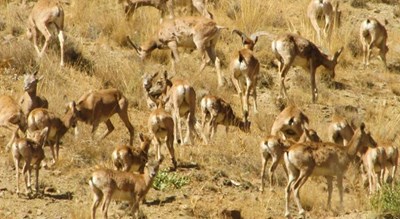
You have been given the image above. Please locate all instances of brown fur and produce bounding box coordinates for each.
[112,133,152,173]
[283,123,377,218]
[144,71,197,145]
[73,88,135,145]
[148,108,177,170]
[270,105,310,141]
[362,145,386,194]
[11,127,48,194]
[260,129,321,192]
[360,18,388,68]
[129,17,225,86]
[0,95,27,150]
[307,0,340,44]
[89,157,163,219]
[27,0,65,66]
[119,0,212,21]
[328,114,354,146]
[230,30,267,120]
[19,72,48,117]
[200,95,250,143]
[272,33,343,103]
[27,102,78,163]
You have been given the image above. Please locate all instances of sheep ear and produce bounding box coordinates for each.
[163,95,170,103]
[334,47,344,61]
[253,36,258,44]
[41,127,49,136]
[163,70,168,79]
[158,155,164,163]
[68,101,77,113]
[152,71,159,79]
[360,122,365,131]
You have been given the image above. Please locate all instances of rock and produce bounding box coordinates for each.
[37,209,43,216]
[44,187,56,193]
[221,209,242,219]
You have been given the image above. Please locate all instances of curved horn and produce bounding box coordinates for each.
[126,36,141,55]
[232,29,248,42]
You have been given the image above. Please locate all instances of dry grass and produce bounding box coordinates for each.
[0,0,400,218]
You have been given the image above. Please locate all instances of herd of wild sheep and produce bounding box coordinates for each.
[0,0,395,218]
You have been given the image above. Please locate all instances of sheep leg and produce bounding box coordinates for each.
[100,120,115,140]
[118,109,135,146]
[35,23,51,58]
[14,158,20,194]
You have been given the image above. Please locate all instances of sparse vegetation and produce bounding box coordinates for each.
[351,0,368,8]
[370,184,400,217]
[153,169,190,191]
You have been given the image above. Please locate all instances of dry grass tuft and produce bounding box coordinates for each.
[394,5,400,17]
[351,0,368,8]
[346,31,362,59]
[0,40,36,75]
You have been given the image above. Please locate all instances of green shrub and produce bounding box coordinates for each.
[153,169,190,191]
[370,184,400,216]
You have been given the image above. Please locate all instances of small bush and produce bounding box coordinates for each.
[370,184,400,217]
[394,5,400,18]
[351,0,367,8]
[153,169,190,191]
[347,31,362,58]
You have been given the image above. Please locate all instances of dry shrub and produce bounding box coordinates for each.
[391,85,400,96]
[226,0,275,33]
[63,38,94,74]
[0,40,36,75]
[368,107,400,142]
[291,71,311,92]
[0,20,6,31]
[351,0,368,8]
[370,0,399,4]
[258,72,274,90]
[334,105,363,127]
[394,5,400,17]
[346,30,362,58]
[224,0,241,20]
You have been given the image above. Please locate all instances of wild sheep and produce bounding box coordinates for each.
[11,127,48,195]
[73,88,135,145]
[27,0,65,66]
[272,33,343,102]
[27,102,78,163]
[128,16,226,86]
[19,72,48,117]
[112,133,152,173]
[89,157,163,219]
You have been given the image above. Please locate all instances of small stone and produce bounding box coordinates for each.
[179,204,189,210]
[37,209,43,216]
[44,187,56,193]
